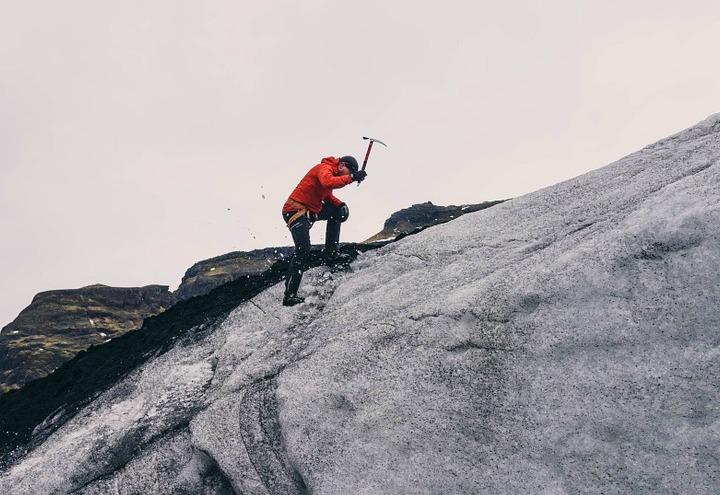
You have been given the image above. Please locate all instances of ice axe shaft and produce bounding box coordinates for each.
[358,136,387,186]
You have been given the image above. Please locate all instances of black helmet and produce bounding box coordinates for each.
[339,155,359,173]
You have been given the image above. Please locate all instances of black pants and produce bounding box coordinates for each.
[282,201,345,296]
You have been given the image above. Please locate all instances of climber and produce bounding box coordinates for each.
[281,155,367,306]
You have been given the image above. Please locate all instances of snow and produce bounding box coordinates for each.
[1,345,216,494]
[699,112,720,128]
[2,115,720,493]
[369,235,397,242]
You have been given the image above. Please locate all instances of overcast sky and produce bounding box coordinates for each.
[1,1,719,328]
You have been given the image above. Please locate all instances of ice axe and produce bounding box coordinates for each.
[358,136,387,186]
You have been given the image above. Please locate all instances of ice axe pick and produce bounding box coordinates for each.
[358,136,387,187]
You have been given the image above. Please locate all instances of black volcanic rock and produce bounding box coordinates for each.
[0,284,176,393]
[364,200,504,242]
[175,247,295,301]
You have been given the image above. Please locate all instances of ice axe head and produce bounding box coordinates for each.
[361,136,387,171]
[363,136,388,147]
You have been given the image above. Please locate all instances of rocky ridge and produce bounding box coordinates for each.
[364,200,504,242]
[176,247,295,301]
[0,285,176,393]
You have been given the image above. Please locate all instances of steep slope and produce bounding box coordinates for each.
[1,114,719,494]
[0,285,175,393]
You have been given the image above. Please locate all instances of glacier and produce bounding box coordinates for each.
[1,114,720,493]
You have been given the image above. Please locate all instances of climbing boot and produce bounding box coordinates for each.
[282,293,305,307]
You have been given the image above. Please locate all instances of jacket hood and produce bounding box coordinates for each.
[321,156,340,173]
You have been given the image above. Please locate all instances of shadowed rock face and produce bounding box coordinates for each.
[364,200,505,242]
[2,115,720,494]
[176,247,295,301]
[0,285,176,393]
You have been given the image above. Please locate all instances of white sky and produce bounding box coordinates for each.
[1,0,719,328]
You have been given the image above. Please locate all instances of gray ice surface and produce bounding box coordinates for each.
[2,114,720,493]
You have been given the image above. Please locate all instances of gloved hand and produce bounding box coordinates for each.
[351,170,367,183]
[338,203,350,222]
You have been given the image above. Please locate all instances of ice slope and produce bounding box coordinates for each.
[1,114,719,494]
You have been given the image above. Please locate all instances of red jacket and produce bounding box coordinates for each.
[283,156,353,213]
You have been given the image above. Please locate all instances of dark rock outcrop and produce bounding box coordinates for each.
[176,248,295,301]
[364,200,504,242]
[0,284,176,393]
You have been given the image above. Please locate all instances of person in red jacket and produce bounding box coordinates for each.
[281,155,367,306]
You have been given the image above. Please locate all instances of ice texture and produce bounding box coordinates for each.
[2,114,720,493]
